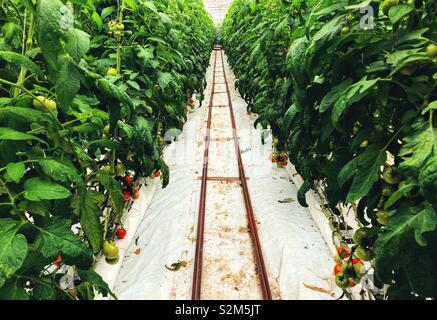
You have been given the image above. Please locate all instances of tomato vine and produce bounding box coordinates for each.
[222,0,436,299]
[0,0,214,299]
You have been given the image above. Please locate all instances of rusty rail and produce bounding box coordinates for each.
[191,47,272,300]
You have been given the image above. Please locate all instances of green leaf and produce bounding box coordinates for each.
[0,219,28,283]
[100,6,115,20]
[0,107,54,125]
[0,51,44,78]
[384,183,416,209]
[338,146,386,203]
[157,71,173,89]
[399,120,436,175]
[332,79,379,127]
[0,127,46,144]
[374,204,437,287]
[389,4,414,24]
[76,269,116,299]
[127,80,140,90]
[64,28,90,62]
[72,190,104,254]
[23,177,71,201]
[0,278,29,300]
[97,173,124,216]
[34,218,93,269]
[36,0,64,71]
[39,159,84,188]
[318,79,353,113]
[6,162,25,184]
[297,180,311,207]
[56,54,82,110]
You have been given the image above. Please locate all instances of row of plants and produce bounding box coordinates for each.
[222,0,436,299]
[0,0,214,299]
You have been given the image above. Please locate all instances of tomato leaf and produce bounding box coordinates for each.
[34,218,93,269]
[23,177,72,201]
[0,127,46,144]
[36,0,64,71]
[76,269,116,299]
[0,51,44,78]
[338,145,386,203]
[72,190,104,254]
[6,162,25,184]
[0,219,28,283]
[0,278,29,300]
[374,204,437,296]
[38,159,84,188]
[64,28,90,62]
[97,173,124,216]
[389,4,414,24]
[56,54,82,111]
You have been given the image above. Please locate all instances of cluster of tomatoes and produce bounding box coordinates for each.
[271,151,289,168]
[333,246,366,289]
[107,20,125,38]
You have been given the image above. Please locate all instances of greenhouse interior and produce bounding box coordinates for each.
[0,0,436,304]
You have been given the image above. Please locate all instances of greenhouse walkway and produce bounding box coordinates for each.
[110,49,338,300]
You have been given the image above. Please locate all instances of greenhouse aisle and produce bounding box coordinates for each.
[111,49,339,300]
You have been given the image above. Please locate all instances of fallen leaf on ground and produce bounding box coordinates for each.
[278,197,294,203]
[165,260,188,272]
[303,283,335,297]
[133,248,141,255]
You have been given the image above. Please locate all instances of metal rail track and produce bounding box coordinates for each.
[191,46,272,300]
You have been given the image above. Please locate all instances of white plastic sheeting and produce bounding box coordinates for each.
[108,53,340,300]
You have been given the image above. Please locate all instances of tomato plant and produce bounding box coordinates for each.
[223,0,437,299]
[0,0,214,300]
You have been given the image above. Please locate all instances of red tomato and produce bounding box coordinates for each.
[333,263,342,275]
[123,191,131,201]
[337,246,350,259]
[154,170,161,177]
[124,175,132,186]
[351,258,364,265]
[54,253,62,267]
[116,227,127,239]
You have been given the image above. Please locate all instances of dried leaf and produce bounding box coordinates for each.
[278,197,294,203]
[303,283,335,297]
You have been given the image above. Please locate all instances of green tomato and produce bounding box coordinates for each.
[103,240,119,259]
[102,165,111,174]
[33,96,57,112]
[115,163,125,176]
[426,44,437,58]
[341,26,350,34]
[333,255,342,263]
[335,272,350,289]
[382,166,401,185]
[359,140,368,148]
[272,137,279,147]
[103,124,110,135]
[106,67,118,76]
[382,0,399,16]
[145,105,153,114]
[353,262,364,276]
[355,246,373,262]
[341,262,355,277]
[353,227,372,247]
[376,210,390,225]
[105,255,120,265]
[116,23,125,31]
